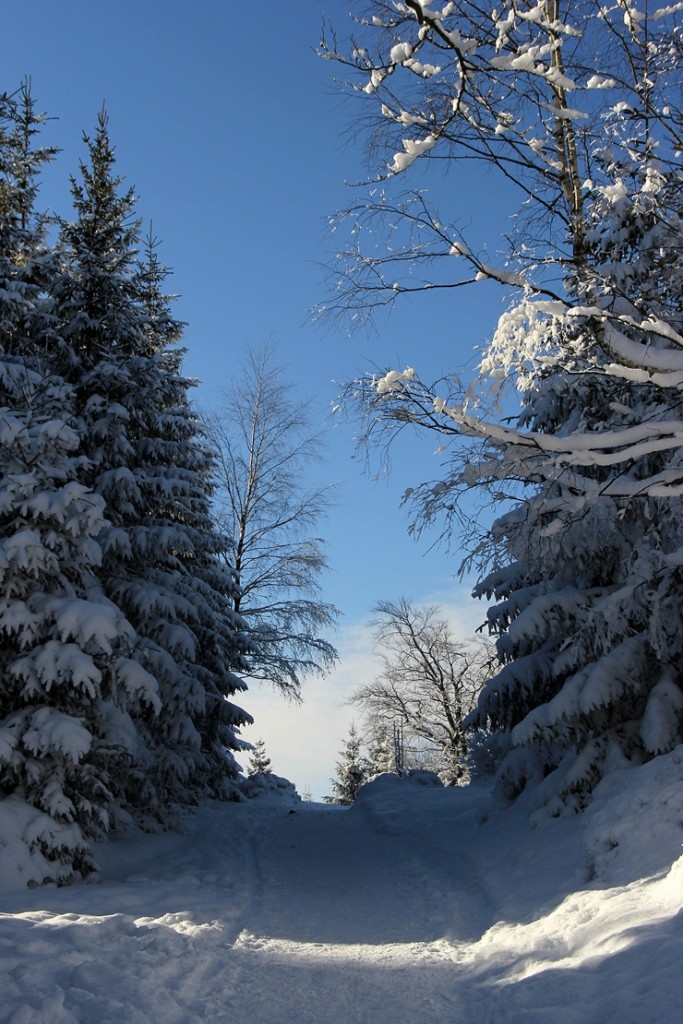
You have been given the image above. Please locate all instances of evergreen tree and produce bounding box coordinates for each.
[51,111,251,818]
[323,1,683,810]
[0,82,58,364]
[133,231,253,799]
[0,95,252,883]
[467,163,683,808]
[0,87,153,881]
[329,724,370,805]
[247,738,272,777]
[365,722,395,777]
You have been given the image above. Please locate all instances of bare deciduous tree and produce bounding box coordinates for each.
[318,0,683,488]
[350,599,494,783]
[203,344,339,699]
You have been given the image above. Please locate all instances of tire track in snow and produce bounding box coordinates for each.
[209,800,496,1024]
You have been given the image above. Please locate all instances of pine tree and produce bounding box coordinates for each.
[51,111,251,819]
[468,161,683,808]
[0,82,58,366]
[323,1,683,810]
[329,724,370,805]
[0,87,151,881]
[247,738,272,777]
[0,96,253,884]
[133,231,253,800]
[365,723,395,777]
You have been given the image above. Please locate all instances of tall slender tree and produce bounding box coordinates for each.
[204,344,339,699]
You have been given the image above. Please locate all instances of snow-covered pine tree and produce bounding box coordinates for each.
[0,83,58,372]
[247,738,272,777]
[322,1,683,809]
[52,112,251,821]
[365,722,395,777]
[134,232,252,799]
[0,86,158,882]
[468,153,683,809]
[329,724,370,805]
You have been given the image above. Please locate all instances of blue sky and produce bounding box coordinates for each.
[3,1,512,796]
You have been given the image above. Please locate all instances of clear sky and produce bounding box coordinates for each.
[3,1,512,798]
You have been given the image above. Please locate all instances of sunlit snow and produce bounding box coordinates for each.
[1,753,681,1023]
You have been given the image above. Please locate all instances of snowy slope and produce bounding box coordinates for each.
[1,751,682,1024]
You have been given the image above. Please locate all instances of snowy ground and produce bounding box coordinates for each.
[1,751,682,1024]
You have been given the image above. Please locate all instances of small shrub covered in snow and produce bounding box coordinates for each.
[355,769,443,803]
[238,772,301,805]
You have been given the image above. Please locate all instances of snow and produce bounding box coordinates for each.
[50,598,131,654]
[15,642,102,697]
[20,707,92,762]
[474,263,526,286]
[652,2,683,17]
[390,42,413,64]
[374,366,415,394]
[388,135,437,174]
[449,240,469,256]
[1,753,682,1023]
[585,75,616,89]
[641,676,683,754]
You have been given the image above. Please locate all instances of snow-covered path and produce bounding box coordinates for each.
[1,761,682,1023]
[245,798,489,945]
[0,795,485,1023]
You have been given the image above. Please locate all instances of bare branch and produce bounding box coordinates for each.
[202,343,340,698]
